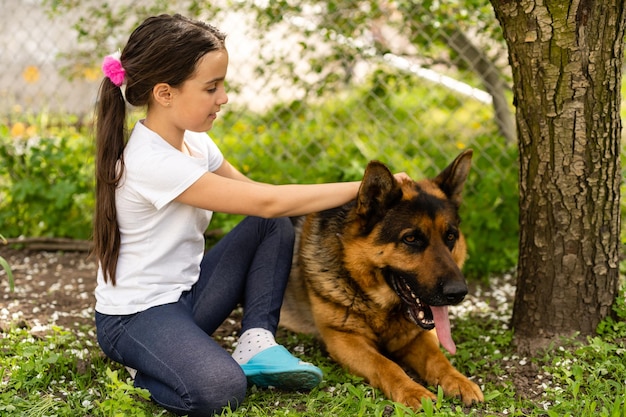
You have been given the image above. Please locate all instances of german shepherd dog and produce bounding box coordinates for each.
[280,149,484,408]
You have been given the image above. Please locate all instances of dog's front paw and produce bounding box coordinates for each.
[393,383,438,410]
[439,373,484,405]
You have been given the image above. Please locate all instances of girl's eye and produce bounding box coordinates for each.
[206,82,220,93]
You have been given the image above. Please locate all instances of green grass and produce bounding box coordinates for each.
[0,234,14,292]
[2,284,625,417]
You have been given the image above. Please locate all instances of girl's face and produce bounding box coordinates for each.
[170,49,229,133]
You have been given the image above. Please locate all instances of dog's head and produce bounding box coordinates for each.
[344,149,473,353]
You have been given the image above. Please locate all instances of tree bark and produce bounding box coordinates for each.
[489,0,625,354]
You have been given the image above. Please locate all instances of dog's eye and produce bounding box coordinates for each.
[402,233,426,249]
[444,229,458,250]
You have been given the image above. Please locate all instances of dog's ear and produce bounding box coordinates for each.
[355,161,402,230]
[433,149,473,206]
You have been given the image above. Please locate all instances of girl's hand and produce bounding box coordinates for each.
[393,172,412,184]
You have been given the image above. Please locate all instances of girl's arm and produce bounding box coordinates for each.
[175,165,361,218]
[211,160,268,185]
[176,159,411,217]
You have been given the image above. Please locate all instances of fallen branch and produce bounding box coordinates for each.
[3,237,92,252]
[2,229,226,252]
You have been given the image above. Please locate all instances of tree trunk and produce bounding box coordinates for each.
[489,0,625,354]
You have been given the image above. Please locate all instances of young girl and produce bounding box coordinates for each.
[94,13,407,417]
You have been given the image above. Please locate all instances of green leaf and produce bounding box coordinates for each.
[0,256,14,292]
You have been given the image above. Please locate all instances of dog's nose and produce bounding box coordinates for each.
[443,280,468,304]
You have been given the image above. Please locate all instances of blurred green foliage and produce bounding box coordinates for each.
[0,118,95,240]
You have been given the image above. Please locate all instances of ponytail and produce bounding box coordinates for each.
[92,78,126,285]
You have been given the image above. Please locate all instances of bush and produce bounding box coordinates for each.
[0,122,95,240]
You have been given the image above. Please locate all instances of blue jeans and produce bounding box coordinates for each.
[95,217,295,417]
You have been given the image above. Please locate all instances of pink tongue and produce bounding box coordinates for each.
[431,306,456,355]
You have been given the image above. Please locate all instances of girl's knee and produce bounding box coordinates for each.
[274,216,295,242]
[188,370,247,417]
[251,216,295,244]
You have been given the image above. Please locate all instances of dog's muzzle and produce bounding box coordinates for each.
[385,271,435,330]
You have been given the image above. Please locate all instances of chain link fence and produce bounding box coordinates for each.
[1,0,96,115]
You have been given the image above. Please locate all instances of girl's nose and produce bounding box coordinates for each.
[218,87,228,105]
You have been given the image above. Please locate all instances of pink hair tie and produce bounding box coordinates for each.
[102,51,126,87]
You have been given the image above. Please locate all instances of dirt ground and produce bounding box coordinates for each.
[0,248,98,330]
[0,247,546,410]
[0,248,241,343]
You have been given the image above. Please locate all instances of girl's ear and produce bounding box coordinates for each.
[152,83,173,107]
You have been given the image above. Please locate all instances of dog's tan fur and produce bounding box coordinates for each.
[280,150,484,408]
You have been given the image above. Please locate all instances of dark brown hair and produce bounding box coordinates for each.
[93,14,226,285]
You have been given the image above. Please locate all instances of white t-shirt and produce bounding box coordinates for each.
[95,121,224,315]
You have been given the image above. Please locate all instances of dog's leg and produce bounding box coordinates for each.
[398,330,484,405]
[320,328,438,409]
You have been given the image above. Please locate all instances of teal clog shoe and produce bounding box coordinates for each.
[240,345,323,391]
